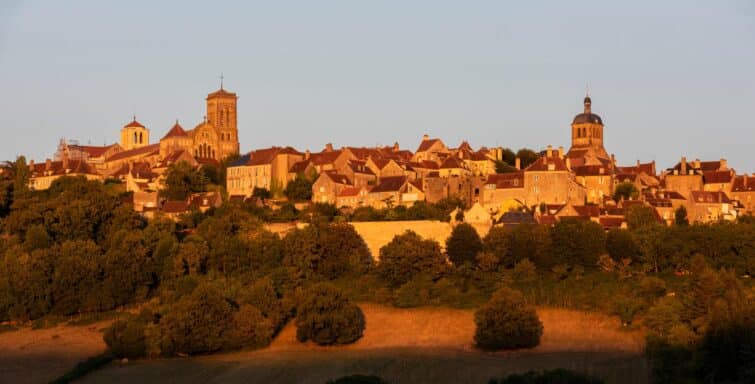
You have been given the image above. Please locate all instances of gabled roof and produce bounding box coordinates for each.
[162,200,189,214]
[408,179,424,193]
[732,176,755,192]
[162,122,189,139]
[573,205,601,218]
[289,159,312,173]
[485,172,524,189]
[348,160,375,175]
[440,156,464,169]
[703,170,733,184]
[206,88,237,99]
[691,191,731,204]
[106,143,160,162]
[370,176,407,193]
[338,187,364,197]
[525,156,568,172]
[573,165,607,176]
[123,119,145,128]
[310,150,344,166]
[416,138,442,152]
[409,161,439,170]
[324,172,352,185]
[70,144,119,158]
[239,147,302,166]
[30,159,98,177]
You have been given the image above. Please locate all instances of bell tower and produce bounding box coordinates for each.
[206,76,239,159]
[120,116,150,151]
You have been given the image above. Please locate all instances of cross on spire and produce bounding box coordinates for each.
[220,73,224,90]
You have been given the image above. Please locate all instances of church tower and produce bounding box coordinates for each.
[120,117,150,151]
[568,95,609,161]
[205,80,239,159]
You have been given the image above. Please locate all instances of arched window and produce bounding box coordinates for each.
[133,132,137,144]
[139,132,143,144]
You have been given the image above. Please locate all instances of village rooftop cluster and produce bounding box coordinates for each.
[19,85,755,227]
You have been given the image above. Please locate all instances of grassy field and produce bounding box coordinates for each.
[77,304,647,384]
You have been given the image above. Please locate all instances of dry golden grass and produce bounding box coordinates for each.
[0,321,109,384]
[80,304,647,384]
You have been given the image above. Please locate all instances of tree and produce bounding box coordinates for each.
[295,283,365,345]
[550,219,606,269]
[446,223,483,267]
[508,224,553,268]
[104,313,150,359]
[494,160,518,174]
[612,182,639,202]
[284,174,315,201]
[515,148,539,169]
[282,222,372,279]
[377,230,446,287]
[161,161,207,200]
[159,284,234,356]
[252,187,271,200]
[626,205,658,230]
[674,206,689,226]
[605,228,639,262]
[474,287,543,351]
[50,240,100,314]
[483,226,510,268]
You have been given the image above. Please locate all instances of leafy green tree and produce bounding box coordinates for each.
[282,222,372,279]
[483,226,510,268]
[605,228,639,262]
[613,182,639,202]
[11,156,29,200]
[159,284,234,356]
[474,287,543,351]
[508,224,553,268]
[161,161,207,200]
[295,283,365,345]
[550,219,606,269]
[50,240,100,314]
[625,205,658,230]
[284,174,315,201]
[446,223,483,267]
[515,148,539,169]
[494,160,518,174]
[226,304,274,350]
[252,187,271,200]
[674,206,689,226]
[104,313,150,359]
[377,230,446,287]
[23,224,51,252]
[100,230,152,309]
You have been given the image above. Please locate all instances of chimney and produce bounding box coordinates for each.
[393,142,400,152]
[694,159,701,171]
[29,160,34,171]
[720,158,727,170]
[558,146,564,158]
[636,159,640,167]
[515,157,521,170]
[744,174,748,187]
[422,134,429,141]
[681,156,687,175]
[62,152,69,170]
[566,157,571,170]
[45,158,52,171]
[611,153,616,166]
[305,149,310,160]
[546,145,553,158]
[325,143,333,152]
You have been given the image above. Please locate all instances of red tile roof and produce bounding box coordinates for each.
[408,179,424,192]
[599,216,625,229]
[162,200,189,213]
[703,170,733,184]
[732,176,755,192]
[123,119,145,128]
[30,159,97,177]
[162,122,189,139]
[70,144,118,158]
[206,88,237,98]
[691,191,731,204]
[106,144,160,162]
[289,160,312,173]
[310,150,343,166]
[324,172,352,185]
[371,176,407,193]
[338,187,363,197]
[416,138,442,152]
[573,165,607,176]
[573,205,601,217]
[440,156,464,169]
[486,172,524,189]
[243,147,301,166]
[525,156,568,172]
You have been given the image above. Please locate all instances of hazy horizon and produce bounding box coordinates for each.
[1,1,753,172]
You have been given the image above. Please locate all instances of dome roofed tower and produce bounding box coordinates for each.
[568,94,609,161]
[205,75,239,160]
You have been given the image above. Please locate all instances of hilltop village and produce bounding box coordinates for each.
[22,85,754,227]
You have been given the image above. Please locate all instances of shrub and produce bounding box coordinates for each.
[446,223,483,267]
[550,219,605,269]
[159,284,234,356]
[492,369,605,384]
[282,222,372,279]
[226,304,274,350]
[326,375,388,384]
[295,283,365,345]
[474,287,542,351]
[482,226,509,268]
[104,314,149,359]
[377,230,446,287]
[605,228,639,263]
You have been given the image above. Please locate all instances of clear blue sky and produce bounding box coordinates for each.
[1,1,753,172]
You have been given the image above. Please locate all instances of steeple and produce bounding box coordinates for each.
[584,95,592,114]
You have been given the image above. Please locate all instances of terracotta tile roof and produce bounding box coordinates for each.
[30,159,98,177]
[123,119,145,128]
[669,159,723,173]
[416,138,441,152]
[616,162,656,176]
[70,144,118,158]
[544,204,566,215]
[703,170,733,184]
[325,172,352,185]
[162,122,189,139]
[440,156,464,169]
[646,198,673,208]
[345,147,381,160]
[310,150,343,166]
[130,162,156,179]
[486,172,524,189]
[654,190,687,200]
[371,158,391,170]
[289,159,312,173]
[732,176,755,192]
[197,157,220,167]
[162,200,189,213]
[498,212,536,225]
[573,205,601,217]
[409,161,439,170]
[338,187,363,197]
[189,192,221,209]
[207,88,237,98]
[106,144,160,162]
[599,216,625,229]
[615,173,638,183]
[243,147,301,166]
[408,179,424,192]
[573,165,607,176]
[162,150,188,164]
[525,156,568,172]
[348,160,375,175]
[691,191,731,204]
[537,215,557,225]
[371,176,407,193]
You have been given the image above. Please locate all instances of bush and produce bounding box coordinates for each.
[104,314,149,359]
[550,219,605,269]
[377,230,446,287]
[283,222,372,279]
[295,283,365,345]
[226,304,274,350]
[446,223,483,267]
[482,226,509,268]
[474,287,542,351]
